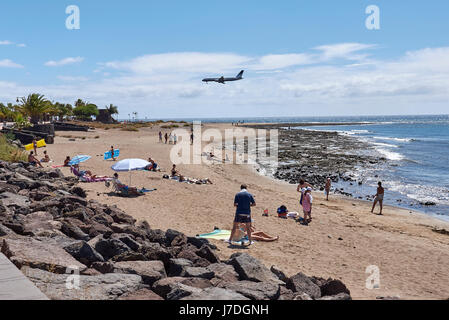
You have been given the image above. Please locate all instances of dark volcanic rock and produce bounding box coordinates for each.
[227,253,283,284]
[63,240,105,266]
[286,272,321,299]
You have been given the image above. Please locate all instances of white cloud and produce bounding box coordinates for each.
[57,76,89,82]
[0,59,24,68]
[2,43,449,117]
[0,40,13,45]
[17,43,27,48]
[45,57,84,67]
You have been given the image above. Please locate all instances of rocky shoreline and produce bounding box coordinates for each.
[0,160,352,300]
[247,124,386,198]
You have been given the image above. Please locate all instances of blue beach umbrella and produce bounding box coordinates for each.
[68,155,92,166]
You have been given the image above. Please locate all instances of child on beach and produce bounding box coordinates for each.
[297,179,313,205]
[41,150,51,163]
[302,187,313,225]
[64,156,71,167]
[110,146,116,161]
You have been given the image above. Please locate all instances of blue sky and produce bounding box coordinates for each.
[1,0,449,118]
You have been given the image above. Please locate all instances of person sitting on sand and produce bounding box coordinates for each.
[112,173,141,196]
[32,138,38,155]
[302,187,313,225]
[371,181,385,215]
[41,150,51,163]
[28,151,43,168]
[64,156,71,167]
[325,178,331,201]
[146,158,159,172]
[277,205,288,219]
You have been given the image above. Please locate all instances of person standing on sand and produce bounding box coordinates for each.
[302,187,313,225]
[297,179,313,206]
[173,133,178,145]
[32,138,38,155]
[159,131,163,143]
[325,178,331,201]
[229,184,256,245]
[164,132,168,144]
[110,146,116,161]
[371,181,385,215]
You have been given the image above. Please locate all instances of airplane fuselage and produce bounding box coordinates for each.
[202,71,244,84]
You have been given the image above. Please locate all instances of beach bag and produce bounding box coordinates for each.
[277,205,288,218]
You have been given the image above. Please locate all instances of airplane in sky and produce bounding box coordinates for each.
[202,70,244,84]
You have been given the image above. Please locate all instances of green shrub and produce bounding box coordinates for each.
[0,135,27,162]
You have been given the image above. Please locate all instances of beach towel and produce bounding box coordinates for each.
[104,149,120,160]
[25,139,46,151]
[198,229,231,240]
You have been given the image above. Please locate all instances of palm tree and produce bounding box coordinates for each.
[17,94,52,124]
[106,104,119,115]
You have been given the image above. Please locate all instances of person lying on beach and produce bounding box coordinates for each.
[371,181,385,215]
[325,178,331,201]
[41,150,51,163]
[232,223,279,242]
[71,164,108,180]
[64,156,71,167]
[28,151,43,168]
[297,179,313,205]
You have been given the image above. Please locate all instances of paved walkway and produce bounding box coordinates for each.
[0,253,48,300]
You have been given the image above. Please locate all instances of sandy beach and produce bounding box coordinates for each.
[44,123,449,300]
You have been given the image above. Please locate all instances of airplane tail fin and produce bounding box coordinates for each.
[236,70,244,79]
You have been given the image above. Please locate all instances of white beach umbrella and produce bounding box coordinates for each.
[111,158,150,185]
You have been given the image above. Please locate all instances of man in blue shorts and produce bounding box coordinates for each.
[229,184,256,245]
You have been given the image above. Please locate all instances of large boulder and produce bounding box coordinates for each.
[139,242,172,264]
[226,253,283,284]
[182,266,215,279]
[177,245,210,267]
[221,281,281,300]
[22,211,61,237]
[181,287,249,300]
[152,277,212,299]
[286,272,321,299]
[90,236,131,261]
[113,260,167,285]
[2,237,87,273]
[167,258,194,277]
[63,241,105,266]
[196,244,220,263]
[60,220,90,241]
[22,267,143,300]
[207,263,240,287]
[311,277,351,297]
[118,288,163,300]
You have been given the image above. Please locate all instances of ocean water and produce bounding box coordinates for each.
[165,115,449,221]
[297,115,449,221]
